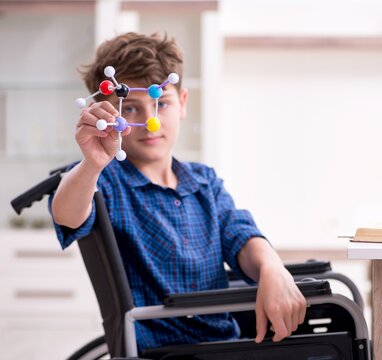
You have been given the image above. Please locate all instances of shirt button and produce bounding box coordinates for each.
[190,283,197,290]
[183,238,189,245]
[174,199,182,207]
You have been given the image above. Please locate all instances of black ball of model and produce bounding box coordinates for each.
[115,84,130,98]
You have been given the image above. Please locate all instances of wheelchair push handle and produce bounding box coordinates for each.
[10,170,64,215]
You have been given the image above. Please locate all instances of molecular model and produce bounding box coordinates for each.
[75,65,180,161]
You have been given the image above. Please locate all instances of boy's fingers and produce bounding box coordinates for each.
[76,124,107,141]
[269,315,289,342]
[255,305,267,343]
[299,299,307,324]
[92,101,119,117]
[268,297,306,340]
[291,308,300,332]
[78,102,119,128]
[286,312,293,334]
[78,112,115,128]
[293,297,306,330]
[121,126,132,137]
[89,108,118,123]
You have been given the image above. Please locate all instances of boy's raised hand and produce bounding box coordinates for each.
[76,101,131,169]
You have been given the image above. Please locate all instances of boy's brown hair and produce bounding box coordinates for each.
[80,32,183,101]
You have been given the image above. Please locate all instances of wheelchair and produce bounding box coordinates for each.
[11,165,371,360]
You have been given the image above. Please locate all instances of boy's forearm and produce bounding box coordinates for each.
[237,237,284,281]
[51,160,102,229]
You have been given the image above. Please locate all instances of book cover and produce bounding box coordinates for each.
[351,228,382,243]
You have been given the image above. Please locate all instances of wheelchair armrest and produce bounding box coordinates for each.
[127,281,369,357]
[164,280,331,308]
[284,259,332,275]
[226,259,332,282]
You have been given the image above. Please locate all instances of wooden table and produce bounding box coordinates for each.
[348,241,382,359]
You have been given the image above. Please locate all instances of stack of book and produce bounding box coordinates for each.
[351,228,382,243]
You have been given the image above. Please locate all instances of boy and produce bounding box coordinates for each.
[50,32,306,352]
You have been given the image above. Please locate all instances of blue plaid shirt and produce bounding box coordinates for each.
[50,158,265,351]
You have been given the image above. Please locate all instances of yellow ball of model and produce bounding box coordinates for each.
[146,117,161,133]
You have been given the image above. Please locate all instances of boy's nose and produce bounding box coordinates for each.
[140,106,154,125]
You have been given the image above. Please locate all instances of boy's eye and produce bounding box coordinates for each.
[158,101,168,109]
[124,105,137,114]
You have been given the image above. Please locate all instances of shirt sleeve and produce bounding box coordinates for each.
[209,167,267,283]
[48,193,96,250]
[47,161,100,250]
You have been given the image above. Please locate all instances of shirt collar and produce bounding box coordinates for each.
[172,158,208,196]
[117,157,208,196]
[118,159,151,188]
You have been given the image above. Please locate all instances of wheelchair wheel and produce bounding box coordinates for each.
[66,335,109,360]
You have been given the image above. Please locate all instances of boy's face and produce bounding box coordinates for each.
[111,82,188,166]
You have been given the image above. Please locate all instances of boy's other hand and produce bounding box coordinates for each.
[76,101,131,170]
[254,263,306,343]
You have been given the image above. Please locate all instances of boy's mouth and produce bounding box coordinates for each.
[139,135,163,145]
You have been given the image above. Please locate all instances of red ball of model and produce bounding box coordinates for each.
[99,80,114,95]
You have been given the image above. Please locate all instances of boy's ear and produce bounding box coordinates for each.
[179,88,188,119]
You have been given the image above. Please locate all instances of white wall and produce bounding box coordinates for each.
[221,0,382,36]
[217,0,382,250]
[220,48,382,249]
